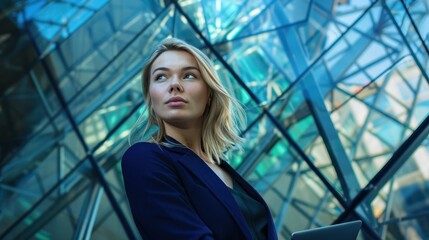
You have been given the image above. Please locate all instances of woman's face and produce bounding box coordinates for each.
[149,50,210,128]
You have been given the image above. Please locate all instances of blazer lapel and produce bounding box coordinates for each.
[160,136,273,239]
[176,151,253,239]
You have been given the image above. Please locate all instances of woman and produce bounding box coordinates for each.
[122,37,277,240]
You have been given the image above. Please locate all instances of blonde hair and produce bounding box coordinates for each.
[129,37,245,164]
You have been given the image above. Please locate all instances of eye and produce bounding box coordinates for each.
[154,74,166,81]
[184,73,196,79]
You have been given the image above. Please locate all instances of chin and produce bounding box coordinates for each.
[162,115,203,125]
[162,115,189,122]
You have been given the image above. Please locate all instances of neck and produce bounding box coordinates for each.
[164,123,207,159]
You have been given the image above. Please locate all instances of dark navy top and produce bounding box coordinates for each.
[229,179,268,240]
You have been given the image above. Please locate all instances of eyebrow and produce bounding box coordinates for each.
[152,66,200,75]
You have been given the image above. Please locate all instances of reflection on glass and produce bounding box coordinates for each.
[1,0,428,239]
[367,139,429,239]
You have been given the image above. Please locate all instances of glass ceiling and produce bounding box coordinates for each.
[0,0,428,239]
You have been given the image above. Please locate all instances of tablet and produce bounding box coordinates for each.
[290,220,362,240]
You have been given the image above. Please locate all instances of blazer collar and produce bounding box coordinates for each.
[161,136,253,239]
[160,135,191,155]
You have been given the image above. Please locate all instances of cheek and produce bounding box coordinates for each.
[200,86,210,104]
[149,87,162,106]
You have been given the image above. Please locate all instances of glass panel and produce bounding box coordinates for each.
[29,0,109,53]
[93,161,141,239]
[66,4,173,119]
[212,58,263,128]
[178,0,268,42]
[214,34,294,104]
[2,0,428,239]
[78,73,142,149]
[30,184,89,240]
[268,83,345,197]
[386,0,429,74]
[0,106,86,237]
[362,137,429,239]
[330,56,429,187]
[90,190,129,239]
[228,115,344,239]
[233,0,311,41]
[1,160,93,239]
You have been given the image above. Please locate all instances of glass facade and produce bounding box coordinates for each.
[0,0,428,239]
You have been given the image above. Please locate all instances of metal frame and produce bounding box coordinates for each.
[1,0,428,239]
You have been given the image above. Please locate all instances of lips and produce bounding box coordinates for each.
[166,96,187,104]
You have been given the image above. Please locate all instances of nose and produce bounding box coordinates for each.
[169,76,184,93]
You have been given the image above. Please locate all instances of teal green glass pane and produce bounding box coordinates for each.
[214,34,294,104]
[93,104,146,159]
[178,0,266,42]
[0,160,93,239]
[212,60,262,127]
[91,208,128,239]
[65,9,94,38]
[0,115,87,237]
[199,0,245,41]
[57,2,160,103]
[33,2,79,38]
[267,82,344,196]
[92,161,141,239]
[66,4,175,119]
[228,115,296,184]
[29,185,89,240]
[227,115,344,239]
[90,187,131,239]
[235,0,311,40]
[15,1,46,25]
[78,73,142,149]
[93,131,140,238]
[3,0,429,239]
[86,0,110,9]
[173,8,206,46]
[227,114,277,169]
[176,0,210,39]
[29,0,109,54]
[0,133,54,234]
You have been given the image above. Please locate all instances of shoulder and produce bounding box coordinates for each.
[123,142,165,159]
[121,142,174,173]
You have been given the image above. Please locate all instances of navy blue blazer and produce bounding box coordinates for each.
[121,138,278,240]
